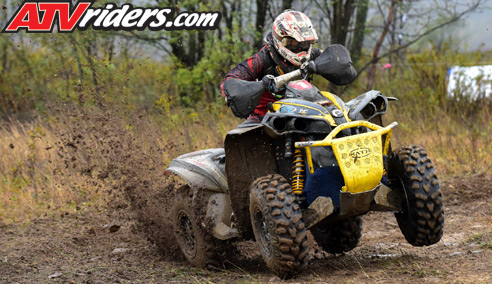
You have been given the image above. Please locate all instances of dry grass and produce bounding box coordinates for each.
[0,106,239,224]
[387,103,492,176]
[0,119,76,222]
[1,96,491,224]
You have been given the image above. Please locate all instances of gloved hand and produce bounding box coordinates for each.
[304,61,317,74]
[261,75,276,92]
[261,75,283,98]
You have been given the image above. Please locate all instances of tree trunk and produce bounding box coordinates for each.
[282,0,294,11]
[254,0,269,50]
[86,44,103,107]
[170,34,187,65]
[330,0,355,46]
[221,0,238,38]
[1,42,7,72]
[189,31,197,66]
[366,0,397,91]
[197,31,205,63]
[350,0,369,66]
[70,35,84,83]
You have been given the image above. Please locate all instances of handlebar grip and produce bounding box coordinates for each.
[272,69,302,89]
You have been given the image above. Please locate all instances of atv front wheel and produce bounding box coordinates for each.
[387,145,444,246]
[171,185,224,268]
[250,174,308,279]
[311,216,362,254]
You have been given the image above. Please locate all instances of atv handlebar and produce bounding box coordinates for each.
[268,61,317,90]
[269,45,358,91]
[268,69,303,90]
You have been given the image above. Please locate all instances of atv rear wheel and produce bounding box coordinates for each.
[249,174,308,279]
[171,185,224,268]
[311,216,362,254]
[387,145,444,246]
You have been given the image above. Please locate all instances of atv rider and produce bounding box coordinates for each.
[221,10,321,125]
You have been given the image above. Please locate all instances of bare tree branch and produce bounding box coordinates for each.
[366,0,397,90]
[312,0,331,20]
[110,32,172,55]
[300,0,315,13]
[356,0,484,80]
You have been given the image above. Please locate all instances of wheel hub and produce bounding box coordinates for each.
[254,206,272,258]
[178,210,197,257]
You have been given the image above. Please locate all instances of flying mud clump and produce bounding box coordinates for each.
[49,106,184,258]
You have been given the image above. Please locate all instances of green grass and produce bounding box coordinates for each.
[467,232,492,250]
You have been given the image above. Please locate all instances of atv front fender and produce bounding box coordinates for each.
[224,125,277,239]
[346,90,389,122]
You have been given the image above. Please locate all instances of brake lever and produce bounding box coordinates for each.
[300,61,317,80]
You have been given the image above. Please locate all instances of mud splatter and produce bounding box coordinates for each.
[46,106,185,258]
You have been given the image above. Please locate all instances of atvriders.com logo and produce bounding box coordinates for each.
[2,1,222,33]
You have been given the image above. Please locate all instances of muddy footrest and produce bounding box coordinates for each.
[303,196,334,229]
[338,188,378,216]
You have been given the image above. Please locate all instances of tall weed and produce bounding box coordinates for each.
[0,105,239,224]
[375,43,492,176]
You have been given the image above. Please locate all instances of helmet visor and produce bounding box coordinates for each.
[282,37,313,53]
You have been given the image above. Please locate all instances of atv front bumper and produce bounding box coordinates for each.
[295,121,400,229]
[295,121,398,194]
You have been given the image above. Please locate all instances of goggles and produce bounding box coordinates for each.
[282,37,314,53]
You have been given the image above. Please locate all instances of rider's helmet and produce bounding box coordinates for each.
[272,10,318,67]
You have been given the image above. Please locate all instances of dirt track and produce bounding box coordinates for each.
[1,174,491,284]
[1,109,491,283]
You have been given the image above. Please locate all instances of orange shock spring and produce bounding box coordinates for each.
[292,149,305,195]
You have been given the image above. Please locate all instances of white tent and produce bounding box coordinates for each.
[447,65,492,100]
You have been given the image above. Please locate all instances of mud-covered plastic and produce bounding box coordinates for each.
[165,148,228,193]
[345,90,389,121]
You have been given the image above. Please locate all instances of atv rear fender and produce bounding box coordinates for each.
[165,149,239,240]
[165,148,228,193]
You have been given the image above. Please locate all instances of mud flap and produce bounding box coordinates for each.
[205,192,240,240]
[224,125,276,239]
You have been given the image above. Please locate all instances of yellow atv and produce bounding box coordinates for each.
[165,45,444,279]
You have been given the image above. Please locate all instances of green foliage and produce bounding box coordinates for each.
[380,42,486,109]
[170,28,254,106]
[0,31,174,115]
[0,21,254,115]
